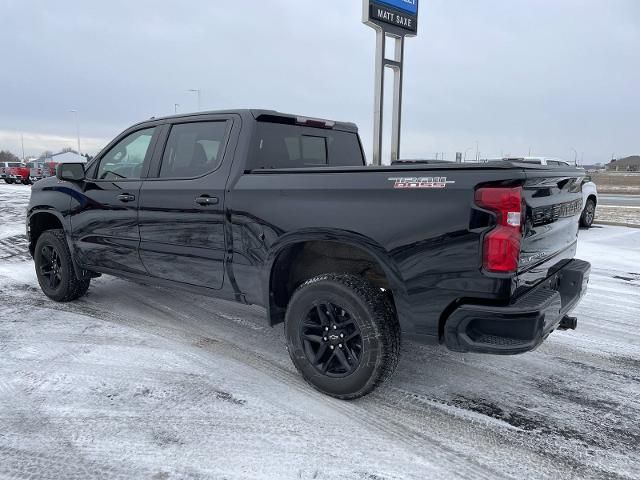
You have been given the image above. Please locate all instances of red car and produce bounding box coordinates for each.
[5,163,32,184]
[1,162,29,184]
[1,161,20,182]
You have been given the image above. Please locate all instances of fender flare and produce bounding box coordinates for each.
[263,228,408,325]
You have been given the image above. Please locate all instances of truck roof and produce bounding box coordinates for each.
[133,109,359,133]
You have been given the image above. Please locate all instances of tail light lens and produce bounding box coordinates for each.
[475,186,523,273]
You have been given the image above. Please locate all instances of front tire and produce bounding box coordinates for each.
[580,198,596,228]
[34,229,90,302]
[285,274,400,400]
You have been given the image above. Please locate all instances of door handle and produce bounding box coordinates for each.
[195,195,219,206]
[117,193,136,203]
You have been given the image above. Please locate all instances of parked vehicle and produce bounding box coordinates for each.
[27,110,591,399]
[1,161,25,183]
[28,161,47,183]
[579,176,598,228]
[503,157,598,228]
[4,163,31,184]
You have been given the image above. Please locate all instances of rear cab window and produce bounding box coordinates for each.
[249,121,364,170]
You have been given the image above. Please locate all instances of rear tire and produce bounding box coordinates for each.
[34,229,90,302]
[285,273,400,400]
[580,198,596,228]
[6,179,14,184]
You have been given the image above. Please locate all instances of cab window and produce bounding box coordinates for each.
[96,128,156,180]
[249,122,364,170]
[158,121,228,178]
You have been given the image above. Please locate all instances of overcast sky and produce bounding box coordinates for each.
[1,0,638,164]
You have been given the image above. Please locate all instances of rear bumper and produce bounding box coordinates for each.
[444,259,590,354]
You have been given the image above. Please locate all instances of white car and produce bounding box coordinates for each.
[503,157,598,228]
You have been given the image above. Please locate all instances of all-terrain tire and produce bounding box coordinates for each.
[580,198,596,228]
[34,229,91,302]
[285,273,400,400]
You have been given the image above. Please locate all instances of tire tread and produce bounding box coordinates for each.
[35,229,90,302]
[289,273,400,400]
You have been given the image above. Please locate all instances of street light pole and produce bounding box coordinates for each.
[69,109,81,155]
[571,148,578,166]
[463,147,473,162]
[174,103,180,114]
[21,133,25,162]
[188,89,201,111]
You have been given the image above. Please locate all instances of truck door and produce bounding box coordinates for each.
[70,126,160,275]
[138,116,236,289]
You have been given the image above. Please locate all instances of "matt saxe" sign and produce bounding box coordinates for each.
[371,4,416,32]
[364,0,419,36]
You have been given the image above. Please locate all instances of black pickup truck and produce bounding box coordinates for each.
[27,109,590,399]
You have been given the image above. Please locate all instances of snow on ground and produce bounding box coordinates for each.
[0,183,31,240]
[1,182,639,479]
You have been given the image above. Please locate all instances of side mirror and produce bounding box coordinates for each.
[57,163,85,182]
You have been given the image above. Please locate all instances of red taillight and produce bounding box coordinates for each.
[475,186,523,273]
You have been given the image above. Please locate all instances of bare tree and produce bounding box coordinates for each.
[0,150,21,163]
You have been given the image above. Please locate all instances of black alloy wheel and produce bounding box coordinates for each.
[300,302,363,378]
[285,273,400,399]
[39,245,63,290]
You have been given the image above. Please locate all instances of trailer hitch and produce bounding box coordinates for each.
[558,315,578,331]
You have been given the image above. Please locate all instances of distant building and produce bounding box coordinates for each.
[607,156,640,172]
[42,151,87,164]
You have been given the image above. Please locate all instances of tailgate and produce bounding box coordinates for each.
[516,170,584,295]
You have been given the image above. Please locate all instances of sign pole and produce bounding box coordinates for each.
[373,29,386,166]
[363,0,418,166]
[390,35,404,162]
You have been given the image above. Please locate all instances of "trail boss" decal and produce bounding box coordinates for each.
[388,177,456,189]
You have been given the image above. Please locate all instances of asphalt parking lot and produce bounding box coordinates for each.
[0,182,639,479]
[599,194,640,207]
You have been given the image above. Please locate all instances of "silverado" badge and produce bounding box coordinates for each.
[388,177,456,189]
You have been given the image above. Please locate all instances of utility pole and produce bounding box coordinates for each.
[174,103,180,114]
[21,133,25,162]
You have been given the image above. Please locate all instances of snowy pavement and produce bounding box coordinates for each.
[0,182,639,479]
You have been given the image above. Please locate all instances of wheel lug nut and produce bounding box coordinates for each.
[338,344,343,348]
[340,333,344,338]
[324,327,329,331]
[323,337,328,342]
[333,325,337,330]
[330,345,334,350]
